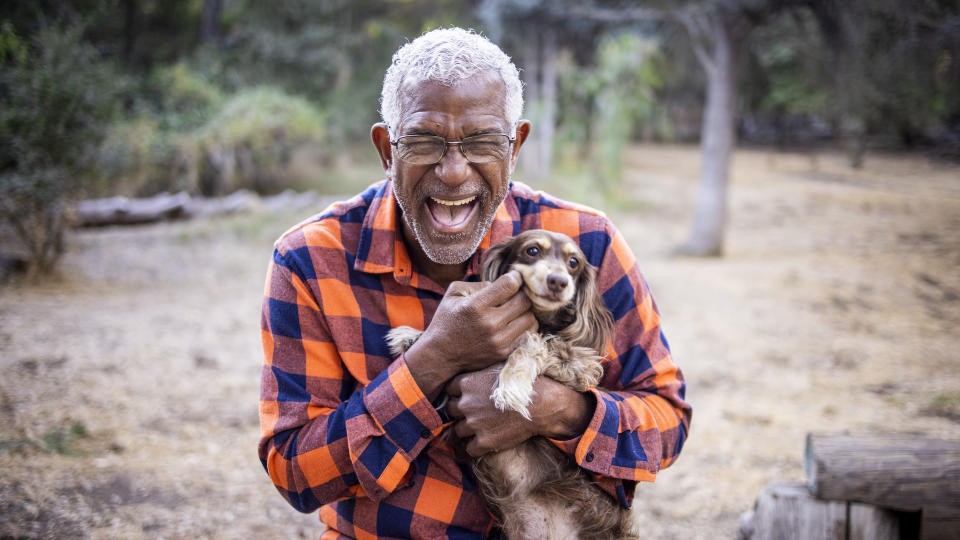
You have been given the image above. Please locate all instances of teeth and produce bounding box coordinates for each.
[431,196,476,206]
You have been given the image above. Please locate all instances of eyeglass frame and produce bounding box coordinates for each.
[389,132,517,165]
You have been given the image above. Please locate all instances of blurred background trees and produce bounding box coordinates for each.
[1,0,958,273]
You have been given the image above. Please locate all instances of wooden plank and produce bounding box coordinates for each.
[919,514,960,540]
[805,433,960,540]
[740,483,847,540]
[805,433,960,510]
[848,502,903,540]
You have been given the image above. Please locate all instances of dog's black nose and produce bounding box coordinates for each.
[546,273,569,293]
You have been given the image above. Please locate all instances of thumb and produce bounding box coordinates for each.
[476,270,523,306]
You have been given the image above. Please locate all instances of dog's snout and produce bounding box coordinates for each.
[546,273,569,293]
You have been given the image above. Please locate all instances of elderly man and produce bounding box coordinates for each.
[259,27,691,539]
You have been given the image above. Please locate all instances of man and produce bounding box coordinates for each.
[259,27,691,539]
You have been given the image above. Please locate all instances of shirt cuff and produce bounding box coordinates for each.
[547,388,617,474]
[363,354,445,459]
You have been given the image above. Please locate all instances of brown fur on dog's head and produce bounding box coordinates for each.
[481,230,613,353]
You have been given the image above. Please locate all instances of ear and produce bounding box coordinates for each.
[507,120,531,176]
[571,262,614,353]
[480,239,514,282]
[371,123,393,174]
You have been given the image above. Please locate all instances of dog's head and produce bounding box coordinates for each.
[480,230,612,351]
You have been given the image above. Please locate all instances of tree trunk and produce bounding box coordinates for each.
[519,37,541,181]
[122,0,139,65]
[537,29,557,179]
[200,0,222,45]
[517,29,558,182]
[678,14,742,257]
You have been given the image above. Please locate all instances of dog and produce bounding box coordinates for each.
[387,230,636,539]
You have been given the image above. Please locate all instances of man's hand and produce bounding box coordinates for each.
[404,271,538,400]
[445,364,596,457]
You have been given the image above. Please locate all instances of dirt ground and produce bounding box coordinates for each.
[1,144,958,539]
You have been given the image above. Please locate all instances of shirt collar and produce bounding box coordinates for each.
[354,180,519,289]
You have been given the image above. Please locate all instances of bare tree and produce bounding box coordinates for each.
[479,0,605,180]
[557,1,795,256]
[673,3,761,256]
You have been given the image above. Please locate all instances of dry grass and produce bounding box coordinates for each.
[1,144,958,538]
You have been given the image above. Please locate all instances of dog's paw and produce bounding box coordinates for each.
[491,381,533,421]
[385,326,423,356]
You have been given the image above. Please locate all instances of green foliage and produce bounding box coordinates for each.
[0,22,121,276]
[191,87,326,195]
[153,63,224,131]
[555,33,668,199]
[40,421,89,456]
[96,115,197,197]
[99,85,326,197]
[754,36,828,116]
[744,1,960,159]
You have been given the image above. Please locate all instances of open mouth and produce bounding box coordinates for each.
[425,195,478,233]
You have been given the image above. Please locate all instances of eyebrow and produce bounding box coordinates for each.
[400,128,441,137]
[465,129,502,136]
[400,126,505,139]
[524,239,550,252]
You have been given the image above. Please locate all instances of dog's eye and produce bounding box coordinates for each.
[568,257,579,269]
[526,246,540,257]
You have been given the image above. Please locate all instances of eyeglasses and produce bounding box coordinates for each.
[390,133,515,165]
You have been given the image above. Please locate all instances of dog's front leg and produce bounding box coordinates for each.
[490,332,549,420]
[542,343,605,392]
[385,326,423,356]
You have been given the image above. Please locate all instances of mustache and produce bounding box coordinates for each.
[413,181,490,203]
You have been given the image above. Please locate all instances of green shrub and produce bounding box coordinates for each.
[0,23,120,276]
[97,116,200,197]
[152,63,223,132]
[191,87,326,195]
[98,83,325,197]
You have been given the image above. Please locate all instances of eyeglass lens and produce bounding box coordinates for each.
[395,135,510,164]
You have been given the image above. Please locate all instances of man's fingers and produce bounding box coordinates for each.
[465,438,484,457]
[444,374,463,397]
[446,280,484,297]
[446,395,462,419]
[497,289,534,322]
[453,420,473,440]
[503,312,538,348]
[475,271,523,306]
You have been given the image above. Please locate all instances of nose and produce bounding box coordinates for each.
[546,273,569,294]
[433,142,471,187]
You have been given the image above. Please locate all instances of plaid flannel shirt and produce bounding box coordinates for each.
[259,179,691,539]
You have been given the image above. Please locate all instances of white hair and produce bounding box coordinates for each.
[380,27,523,139]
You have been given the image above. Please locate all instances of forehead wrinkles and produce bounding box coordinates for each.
[396,73,509,132]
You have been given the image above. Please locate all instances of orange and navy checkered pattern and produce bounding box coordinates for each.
[259,180,692,538]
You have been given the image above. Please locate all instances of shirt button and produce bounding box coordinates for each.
[585,452,595,463]
[420,429,432,439]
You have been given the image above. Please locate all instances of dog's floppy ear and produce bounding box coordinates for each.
[480,238,515,282]
[568,261,614,353]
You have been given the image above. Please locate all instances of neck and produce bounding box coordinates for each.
[402,225,468,290]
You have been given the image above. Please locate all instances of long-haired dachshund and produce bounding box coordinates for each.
[387,230,636,539]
